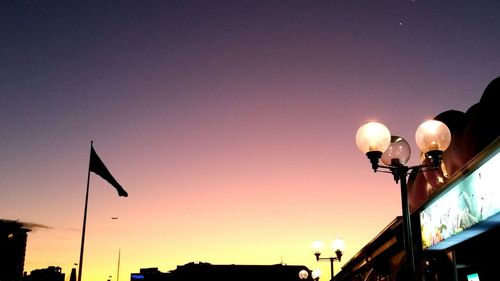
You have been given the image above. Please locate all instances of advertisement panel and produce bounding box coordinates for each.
[420,147,500,249]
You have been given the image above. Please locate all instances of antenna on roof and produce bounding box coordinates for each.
[281,255,286,265]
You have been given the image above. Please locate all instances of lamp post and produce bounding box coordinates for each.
[355,120,451,280]
[312,238,345,281]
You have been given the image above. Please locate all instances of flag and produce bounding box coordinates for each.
[89,146,128,197]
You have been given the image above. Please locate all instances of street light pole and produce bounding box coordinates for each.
[397,166,415,276]
[356,120,452,280]
[312,239,345,281]
[314,256,338,281]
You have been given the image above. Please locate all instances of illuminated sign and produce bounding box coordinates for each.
[131,274,145,279]
[420,146,500,249]
[467,273,480,281]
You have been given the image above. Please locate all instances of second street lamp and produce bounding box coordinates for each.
[312,238,345,281]
[356,119,451,280]
[311,269,321,281]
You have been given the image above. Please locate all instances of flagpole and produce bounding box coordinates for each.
[78,141,93,281]
[117,249,121,281]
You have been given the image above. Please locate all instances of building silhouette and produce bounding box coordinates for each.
[0,220,31,281]
[22,266,64,281]
[69,268,77,281]
[131,262,315,281]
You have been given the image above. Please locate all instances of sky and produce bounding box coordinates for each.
[1,1,499,280]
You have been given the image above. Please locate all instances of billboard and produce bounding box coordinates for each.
[420,143,500,249]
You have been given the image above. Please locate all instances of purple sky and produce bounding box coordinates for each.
[1,1,499,280]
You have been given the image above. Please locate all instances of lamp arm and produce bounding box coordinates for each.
[379,164,438,176]
[316,256,340,262]
[375,164,395,171]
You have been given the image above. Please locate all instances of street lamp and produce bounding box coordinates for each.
[356,120,451,279]
[299,269,309,280]
[312,269,321,281]
[312,238,345,281]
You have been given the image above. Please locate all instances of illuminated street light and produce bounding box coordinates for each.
[312,238,345,281]
[356,120,451,280]
[299,269,309,280]
[312,269,321,281]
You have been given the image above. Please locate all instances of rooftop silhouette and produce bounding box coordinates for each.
[131,262,315,281]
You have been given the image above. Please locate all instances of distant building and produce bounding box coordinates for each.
[131,262,314,281]
[69,268,77,281]
[22,266,65,281]
[131,268,167,281]
[0,219,31,281]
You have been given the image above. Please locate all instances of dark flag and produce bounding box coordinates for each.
[89,146,128,197]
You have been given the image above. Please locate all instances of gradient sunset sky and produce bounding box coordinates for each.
[1,1,499,281]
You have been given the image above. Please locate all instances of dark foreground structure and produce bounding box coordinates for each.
[0,220,30,281]
[336,77,500,281]
[131,262,315,281]
[22,266,65,281]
